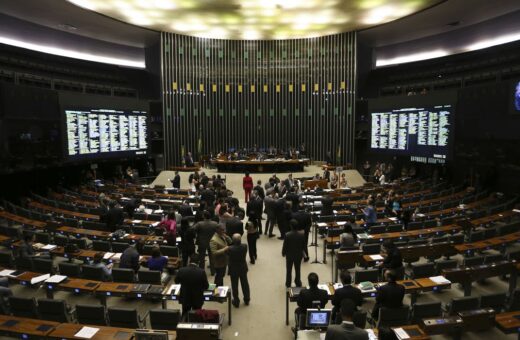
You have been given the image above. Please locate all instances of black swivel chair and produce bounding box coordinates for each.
[107,307,143,328]
[58,262,81,278]
[138,270,162,285]
[92,240,111,252]
[76,304,107,326]
[15,256,33,271]
[463,256,484,267]
[33,258,55,274]
[8,297,37,318]
[411,302,442,324]
[112,268,136,283]
[354,269,379,284]
[434,259,458,275]
[445,297,480,315]
[111,242,130,253]
[377,305,410,328]
[407,263,435,279]
[161,246,180,257]
[480,292,507,312]
[0,251,14,268]
[149,309,181,330]
[37,298,71,322]
[81,265,106,281]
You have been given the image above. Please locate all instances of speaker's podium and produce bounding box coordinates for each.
[177,323,220,340]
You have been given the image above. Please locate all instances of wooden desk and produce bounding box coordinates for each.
[47,323,134,340]
[8,271,43,287]
[212,159,308,173]
[420,316,464,335]
[57,226,112,240]
[414,277,451,292]
[391,325,430,339]
[303,179,329,189]
[170,166,200,172]
[52,278,100,297]
[458,308,496,332]
[0,314,59,338]
[495,311,520,334]
[0,210,47,229]
[455,231,520,255]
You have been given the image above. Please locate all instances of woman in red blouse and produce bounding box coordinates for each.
[243,172,253,203]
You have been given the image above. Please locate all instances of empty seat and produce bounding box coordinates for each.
[71,238,89,250]
[0,251,13,268]
[142,245,155,256]
[484,254,503,264]
[446,297,480,315]
[133,226,150,235]
[469,230,485,242]
[463,256,484,267]
[149,309,181,330]
[407,221,423,231]
[54,234,69,247]
[112,268,135,283]
[354,269,379,284]
[33,258,55,274]
[8,297,37,318]
[81,265,106,281]
[434,259,458,275]
[138,270,162,285]
[362,244,381,255]
[377,305,410,328]
[111,242,129,253]
[369,225,386,235]
[407,263,435,279]
[58,262,81,278]
[480,292,506,312]
[386,224,403,233]
[15,257,33,271]
[34,232,51,244]
[507,289,520,311]
[161,246,179,257]
[76,304,107,326]
[37,299,70,322]
[92,240,111,252]
[411,302,442,324]
[107,307,142,328]
[449,234,465,245]
[507,250,520,261]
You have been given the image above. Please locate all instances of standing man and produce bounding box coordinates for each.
[247,191,263,234]
[184,152,194,167]
[192,211,218,271]
[331,271,362,322]
[254,180,265,200]
[209,224,232,286]
[175,254,210,316]
[371,269,405,319]
[264,190,277,237]
[282,220,306,287]
[120,240,144,273]
[292,203,312,262]
[228,234,250,307]
[275,197,289,239]
[170,171,181,189]
[105,200,124,232]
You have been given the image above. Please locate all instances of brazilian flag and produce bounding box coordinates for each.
[181,145,185,165]
[336,144,342,165]
[197,128,203,157]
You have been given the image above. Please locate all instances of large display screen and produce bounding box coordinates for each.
[370,104,453,162]
[64,108,148,160]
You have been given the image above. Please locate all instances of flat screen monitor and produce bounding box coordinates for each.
[63,108,148,161]
[514,80,520,112]
[370,104,453,163]
[306,309,331,328]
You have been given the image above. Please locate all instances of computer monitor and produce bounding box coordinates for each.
[306,309,332,328]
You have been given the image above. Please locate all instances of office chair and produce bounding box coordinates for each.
[37,298,71,322]
[81,265,106,281]
[480,292,506,312]
[8,297,37,318]
[133,226,150,235]
[354,269,379,284]
[377,305,410,328]
[484,254,503,264]
[107,307,143,328]
[34,232,51,244]
[463,256,484,267]
[361,243,381,255]
[411,302,442,324]
[138,270,162,285]
[15,257,33,271]
[76,304,107,326]
[33,258,55,274]
[507,289,520,311]
[407,263,435,279]
[434,259,458,275]
[0,251,14,268]
[111,242,130,253]
[112,268,136,283]
[92,240,111,252]
[149,309,181,330]
[58,262,81,278]
[161,246,179,257]
[445,296,480,315]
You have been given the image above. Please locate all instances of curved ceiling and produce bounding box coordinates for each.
[65,0,443,40]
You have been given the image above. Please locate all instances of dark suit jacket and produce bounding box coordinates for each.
[179,204,194,217]
[285,192,300,210]
[228,243,248,276]
[119,246,140,272]
[321,197,334,216]
[376,281,405,309]
[226,217,244,236]
[171,175,180,189]
[297,287,328,312]
[175,264,209,308]
[184,155,194,167]
[292,210,312,233]
[332,285,363,309]
[192,220,218,247]
[254,185,265,199]
[282,230,306,260]
[246,198,263,219]
[19,241,35,258]
[325,323,369,340]
[383,248,403,269]
[105,207,124,232]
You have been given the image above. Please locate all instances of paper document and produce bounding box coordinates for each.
[111,253,122,261]
[103,252,115,260]
[144,209,153,215]
[317,223,328,227]
[151,222,160,227]
[317,284,331,295]
[141,199,154,203]
[393,327,410,339]
[429,276,451,284]
[30,273,50,285]
[369,254,384,261]
[333,283,343,290]
[513,209,520,213]
[41,244,57,251]
[388,217,398,222]
[154,210,164,214]
[165,284,181,295]
[75,326,100,339]
[0,270,15,277]
[366,329,377,340]
[46,275,67,284]
[132,220,143,224]
[217,286,229,297]
[337,221,347,226]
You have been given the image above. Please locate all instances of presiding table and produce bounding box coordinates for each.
[212,158,309,172]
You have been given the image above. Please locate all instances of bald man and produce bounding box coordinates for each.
[228,234,250,307]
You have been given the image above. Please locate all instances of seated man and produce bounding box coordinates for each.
[332,271,362,323]
[296,272,328,326]
[325,299,368,340]
[371,269,405,320]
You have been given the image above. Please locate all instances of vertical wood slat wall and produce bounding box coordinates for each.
[161,32,357,167]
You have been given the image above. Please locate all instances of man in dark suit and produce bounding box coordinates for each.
[178,201,194,218]
[184,152,194,167]
[120,240,144,272]
[254,180,265,200]
[292,204,312,261]
[175,254,210,315]
[105,200,124,232]
[321,196,334,216]
[247,192,263,234]
[331,271,362,322]
[274,197,288,239]
[296,272,328,318]
[282,220,306,287]
[371,269,405,319]
[170,171,181,189]
[228,234,250,307]
[325,299,368,340]
[200,186,215,208]
[264,191,277,237]
[285,187,300,212]
[192,211,218,270]
[226,215,244,237]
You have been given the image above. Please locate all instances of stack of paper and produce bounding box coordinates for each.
[317,222,328,227]
[154,210,164,214]
[0,270,15,277]
[165,284,181,295]
[217,286,229,297]
[144,209,153,215]
[151,222,160,227]
[393,327,410,339]
[429,276,451,284]
[337,221,347,226]
[111,253,122,261]
[103,252,115,260]
[46,275,67,284]
[317,284,331,295]
[41,244,57,251]
[30,273,50,285]
[388,217,398,222]
[132,220,143,224]
[369,254,384,261]
[75,326,100,339]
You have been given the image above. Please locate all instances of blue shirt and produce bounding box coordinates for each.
[147,256,168,272]
[364,206,377,224]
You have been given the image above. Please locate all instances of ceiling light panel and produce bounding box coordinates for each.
[67,0,441,39]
